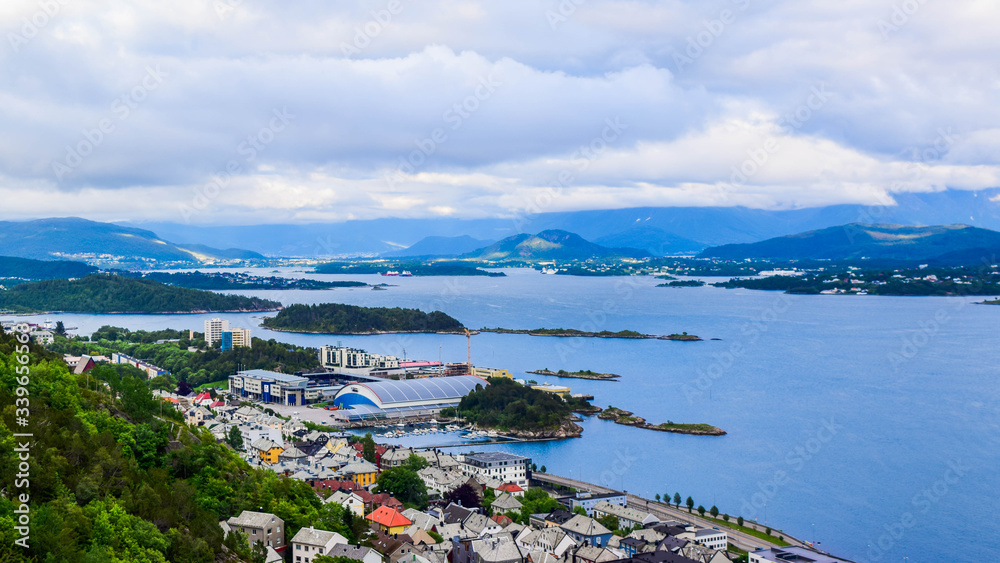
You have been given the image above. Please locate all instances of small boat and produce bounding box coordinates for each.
[372,286,387,291]
[400,271,413,277]
[382,271,400,276]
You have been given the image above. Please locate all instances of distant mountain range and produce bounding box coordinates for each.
[459,230,650,261]
[120,188,1000,257]
[383,235,496,258]
[699,223,1000,264]
[0,218,264,264]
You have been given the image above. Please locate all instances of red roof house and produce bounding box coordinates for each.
[365,506,413,533]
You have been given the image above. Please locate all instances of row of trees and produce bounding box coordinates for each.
[653,492,742,526]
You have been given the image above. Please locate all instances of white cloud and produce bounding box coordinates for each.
[0,0,998,223]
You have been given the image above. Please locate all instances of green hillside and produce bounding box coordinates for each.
[0,256,98,280]
[0,327,359,561]
[460,229,650,261]
[699,223,1000,263]
[0,274,281,313]
[0,218,263,265]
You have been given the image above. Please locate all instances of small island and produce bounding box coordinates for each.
[0,274,282,314]
[440,377,588,439]
[261,302,465,334]
[527,369,620,381]
[315,261,505,277]
[139,271,367,290]
[598,407,726,436]
[481,327,702,341]
[657,280,705,287]
[981,299,1000,305]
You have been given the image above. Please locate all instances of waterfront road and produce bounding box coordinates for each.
[532,472,808,554]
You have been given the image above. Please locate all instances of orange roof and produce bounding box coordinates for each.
[498,482,523,493]
[365,505,413,528]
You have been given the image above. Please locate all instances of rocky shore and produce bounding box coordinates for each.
[598,407,726,436]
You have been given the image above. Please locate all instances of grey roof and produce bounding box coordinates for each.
[328,544,378,561]
[593,501,656,524]
[694,528,724,538]
[492,493,523,512]
[560,515,612,537]
[291,526,345,547]
[238,369,308,383]
[474,538,524,563]
[227,510,282,529]
[464,451,530,463]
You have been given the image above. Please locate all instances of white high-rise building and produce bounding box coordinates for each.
[204,318,229,346]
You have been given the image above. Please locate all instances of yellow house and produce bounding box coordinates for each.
[531,383,571,396]
[366,506,413,535]
[252,438,284,464]
[340,460,379,487]
[473,367,513,379]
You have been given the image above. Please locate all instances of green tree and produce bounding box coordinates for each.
[737,516,744,526]
[596,514,619,532]
[723,514,730,522]
[710,505,719,518]
[673,493,681,507]
[361,433,377,463]
[686,496,694,512]
[697,505,705,516]
[573,506,588,515]
[406,453,429,471]
[540,465,547,473]
[227,426,244,450]
[374,467,428,510]
[315,556,365,563]
[55,320,66,336]
[654,494,660,502]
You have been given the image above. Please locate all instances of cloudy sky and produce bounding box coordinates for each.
[2,0,999,225]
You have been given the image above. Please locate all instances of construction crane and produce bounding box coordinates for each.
[464,328,472,375]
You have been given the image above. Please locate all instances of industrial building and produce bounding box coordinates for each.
[229,369,310,406]
[329,375,486,422]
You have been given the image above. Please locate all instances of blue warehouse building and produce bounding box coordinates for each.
[228,369,309,405]
[330,375,486,422]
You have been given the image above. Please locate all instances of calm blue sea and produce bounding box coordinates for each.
[12,268,1000,562]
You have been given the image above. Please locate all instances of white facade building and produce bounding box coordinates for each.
[459,451,531,489]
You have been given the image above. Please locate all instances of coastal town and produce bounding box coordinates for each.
[27,314,852,563]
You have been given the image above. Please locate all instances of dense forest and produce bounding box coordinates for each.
[0,326,358,562]
[314,261,505,277]
[136,271,366,290]
[0,274,282,313]
[52,326,321,387]
[0,256,98,280]
[262,303,465,334]
[442,377,576,432]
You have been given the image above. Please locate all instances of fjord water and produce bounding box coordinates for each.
[24,268,1000,561]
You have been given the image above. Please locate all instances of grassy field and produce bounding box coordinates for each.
[706,516,791,547]
[194,379,229,391]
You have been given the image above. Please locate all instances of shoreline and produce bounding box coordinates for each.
[598,407,726,436]
[260,326,468,335]
[527,369,620,381]
[480,328,703,341]
[0,307,282,316]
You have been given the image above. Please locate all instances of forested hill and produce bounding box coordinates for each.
[262,302,465,334]
[0,274,282,313]
[0,327,359,561]
[0,256,98,280]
